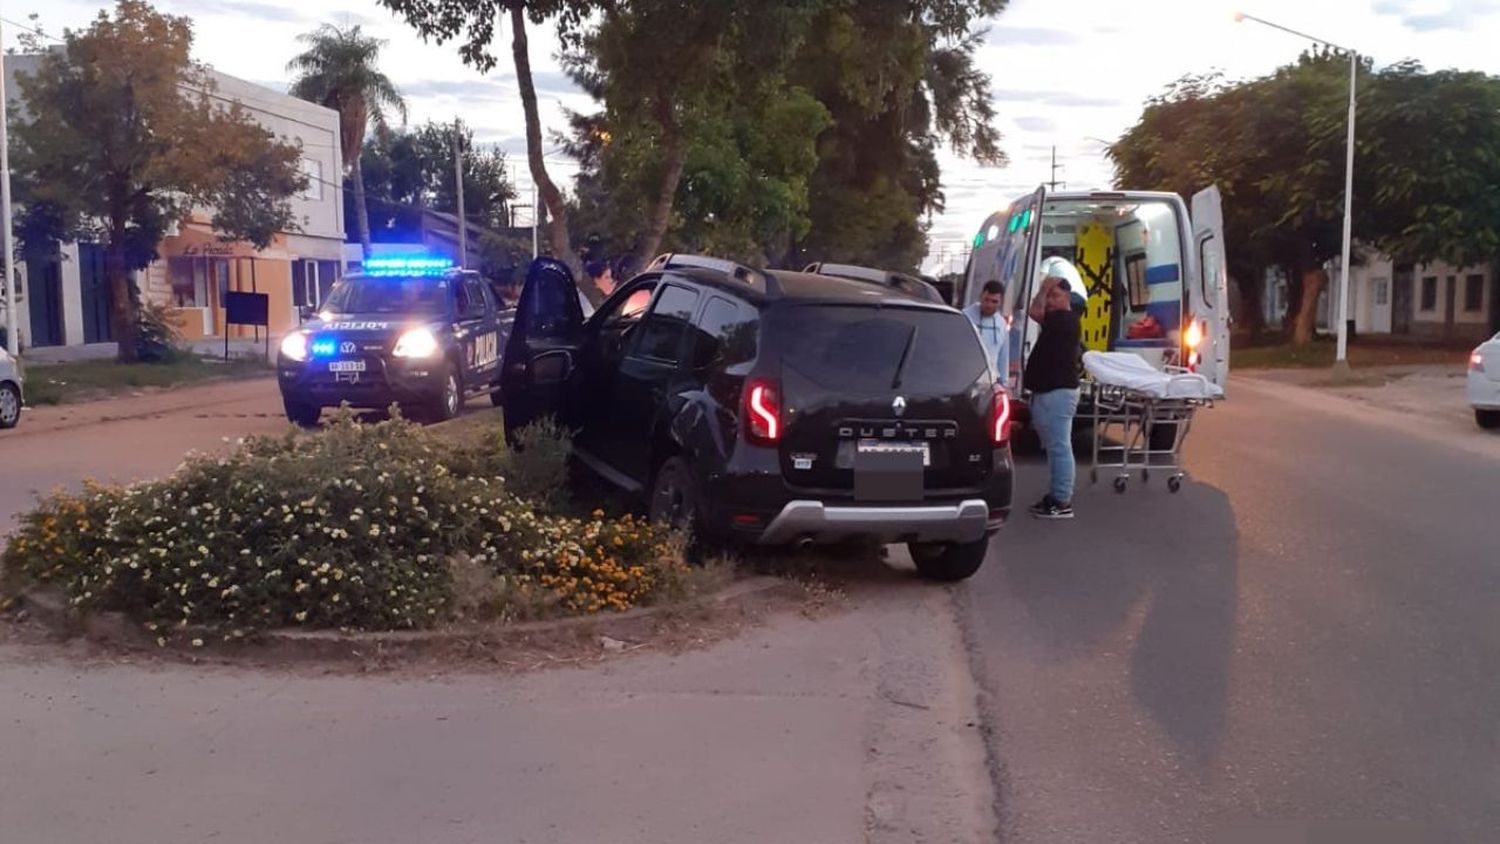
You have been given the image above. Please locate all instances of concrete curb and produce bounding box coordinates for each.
[15,576,798,660]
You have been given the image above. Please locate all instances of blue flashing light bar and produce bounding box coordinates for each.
[310,339,338,357]
[362,256,455,277]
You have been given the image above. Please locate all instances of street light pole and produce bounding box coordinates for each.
[1236,11,1358,370]
[0,14,19,357]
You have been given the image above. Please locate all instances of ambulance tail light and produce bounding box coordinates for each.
[1185,316,1205,371]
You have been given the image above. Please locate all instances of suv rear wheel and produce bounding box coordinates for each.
[1477,408,1500,430]
[908,538,989,581]
[649,456,708,556]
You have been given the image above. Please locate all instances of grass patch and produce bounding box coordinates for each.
[22,353,271,406]
[1234,339,1471,370]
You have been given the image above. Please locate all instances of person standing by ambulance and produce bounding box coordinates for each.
[1025,257,1085,520]
[963,279,1010,386]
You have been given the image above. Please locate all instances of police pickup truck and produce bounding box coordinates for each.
[277,257,512,426]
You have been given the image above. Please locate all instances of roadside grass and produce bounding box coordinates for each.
[1234,338,1471,370]
[22,353,271,405]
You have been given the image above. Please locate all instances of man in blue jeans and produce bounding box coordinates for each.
[1024,257,1084,519]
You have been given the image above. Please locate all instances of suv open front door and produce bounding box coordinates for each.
[501,257,586,441]
[1190,185,1230,393]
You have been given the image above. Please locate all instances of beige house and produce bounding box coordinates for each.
[2,55,345,348]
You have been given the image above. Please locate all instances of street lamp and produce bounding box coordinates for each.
[1236,11,1358,371]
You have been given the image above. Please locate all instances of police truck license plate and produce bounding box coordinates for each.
[856,440,930,466]
[328,361,366,373]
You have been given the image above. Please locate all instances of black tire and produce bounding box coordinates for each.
[489,381,504,408]
[0,381,21,429]
[1148,421,1178,452]
[907,537,988,582]
[649,456,710,560]
[283,397,320,428]
[1477,409,1500,430]
[426,362,462,423]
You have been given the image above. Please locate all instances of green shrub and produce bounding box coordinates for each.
[496,416,573,511]
[1,413,690,636]
[135,301,184,363]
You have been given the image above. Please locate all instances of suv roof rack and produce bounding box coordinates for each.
[649,253,781,296]
[802,262,944,304]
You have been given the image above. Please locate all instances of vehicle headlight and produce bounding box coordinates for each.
[280,331,310,362]
[393,327,440,358]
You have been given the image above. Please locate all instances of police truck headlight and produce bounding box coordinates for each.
[393,327,440,359]
[280,331,310,362]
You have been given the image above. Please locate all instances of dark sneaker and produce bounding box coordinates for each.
[1028,495,1056,516]
[1032,499,1074,520]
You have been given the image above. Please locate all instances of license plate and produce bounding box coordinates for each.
[857,439,930,467]
[328,360,366,373]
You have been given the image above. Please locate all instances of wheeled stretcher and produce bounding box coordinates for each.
[1082,351,1222,493]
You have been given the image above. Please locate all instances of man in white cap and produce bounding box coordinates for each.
[1024,256,1085,519]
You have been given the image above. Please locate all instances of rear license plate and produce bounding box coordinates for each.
[328,360,366,373]
[857,439,930,467]
[853,442,925,502]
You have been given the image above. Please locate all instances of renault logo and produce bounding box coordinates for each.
[339,341,357,354]
[892,396,906,417]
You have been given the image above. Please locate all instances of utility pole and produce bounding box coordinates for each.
[1,15,18,356]
[1044,146,1065,191]
[531,185,538,260]
[453,118,467,269]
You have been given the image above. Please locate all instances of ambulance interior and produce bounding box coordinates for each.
[1022,197,1186,364]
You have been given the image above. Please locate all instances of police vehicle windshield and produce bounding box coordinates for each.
[323,276,451,316]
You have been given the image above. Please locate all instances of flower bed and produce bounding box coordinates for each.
[0,413,691,639]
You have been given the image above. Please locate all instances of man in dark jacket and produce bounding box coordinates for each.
[1024,256,1085,520]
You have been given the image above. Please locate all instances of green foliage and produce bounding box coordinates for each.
[358,121,519,239]
[10,0,307,361]
[1,413,692,635]
[496,417,573,511]
[1109,52,1500,330]
[134,302,184,363]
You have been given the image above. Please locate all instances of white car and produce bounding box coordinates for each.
[1469,332,1500,430]
[0,345,22,429]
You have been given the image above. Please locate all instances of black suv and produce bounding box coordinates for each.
[277,264,510,426]
[502,254,1013,580]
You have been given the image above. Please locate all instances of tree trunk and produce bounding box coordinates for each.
[351,152,373,259]
[1291,267,1327,346]
[633,98,687,271]
[509,4,581,280]
[106,235,139,364]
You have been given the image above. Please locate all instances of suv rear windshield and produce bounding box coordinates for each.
[324,277,451,316]
[775,305,987,395]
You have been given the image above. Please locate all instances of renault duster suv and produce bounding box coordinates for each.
[502,254,1013,580]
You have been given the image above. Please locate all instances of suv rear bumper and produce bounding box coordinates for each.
[757,498,994,546]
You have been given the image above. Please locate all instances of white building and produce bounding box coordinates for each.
[2,54,344,349]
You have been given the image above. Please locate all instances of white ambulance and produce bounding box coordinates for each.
[962,186,1231,412]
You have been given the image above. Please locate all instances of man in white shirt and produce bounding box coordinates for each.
[963,279,1010,385]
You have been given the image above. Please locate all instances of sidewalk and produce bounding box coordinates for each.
[0,566,996,844]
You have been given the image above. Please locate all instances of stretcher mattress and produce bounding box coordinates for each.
[1082,351,1224,400]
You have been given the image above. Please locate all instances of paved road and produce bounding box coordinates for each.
[0,379,289,533]
[963,377,1500,842]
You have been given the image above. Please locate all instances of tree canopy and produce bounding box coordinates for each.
[11,0,306,361]
[1109,52,1500,339]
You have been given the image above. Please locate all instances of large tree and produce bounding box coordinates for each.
[1110,52,1500,343]
[287,23,407,259]
[374,0,594,280]
[358,120,519,238]
[10,0,306,362]
[785,0,1009,272]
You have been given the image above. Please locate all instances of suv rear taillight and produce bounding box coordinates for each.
[745,378,782,444]
[992,383,1012,445]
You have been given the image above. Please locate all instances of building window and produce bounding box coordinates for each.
[1464,274,1484,313]
[168,257,209,307]
[1374,277,1389,306]
[1420,276,1438,312]
[301,159,323,201]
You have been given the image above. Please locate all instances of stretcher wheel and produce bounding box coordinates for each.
[1168,476,1182,493]
[1113,476,1128,493]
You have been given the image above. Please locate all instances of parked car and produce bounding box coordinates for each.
[277,257,513,426]
[0,345,22,429]
[1469,332,1500,429]
[502,254,1014,581]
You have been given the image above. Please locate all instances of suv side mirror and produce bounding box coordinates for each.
[298,305,315,322]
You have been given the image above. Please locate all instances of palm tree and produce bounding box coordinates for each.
[287,24,407,257]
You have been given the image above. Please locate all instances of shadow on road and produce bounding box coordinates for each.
[998,457,1240,768]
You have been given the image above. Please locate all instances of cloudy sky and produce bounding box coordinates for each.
[6,0,1500,273]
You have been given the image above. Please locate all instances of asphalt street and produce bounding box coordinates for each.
[963,376,1500,842]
